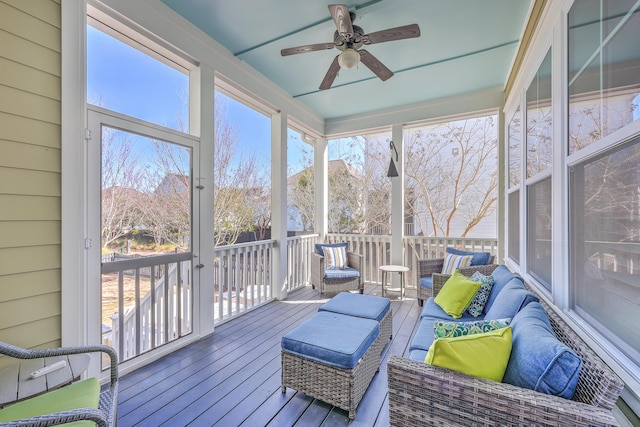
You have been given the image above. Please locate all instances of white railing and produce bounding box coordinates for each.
[213,240,273,323]
[103,234,497,363]
[327,233,498,287]
[287,234,318,292]
[102,252,192,363]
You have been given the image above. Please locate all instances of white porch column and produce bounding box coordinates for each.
[390,124,404,266]
[194,65,215,336]
[497,108,506,265]
[271,110,288,300]
[315,137,328,240]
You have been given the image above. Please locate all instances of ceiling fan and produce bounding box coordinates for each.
[281,4,420,90]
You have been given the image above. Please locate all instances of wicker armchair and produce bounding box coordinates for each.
[387,283,624,426]
[0,342,118,427]
[416,256,497,305]
[311,251,364,295]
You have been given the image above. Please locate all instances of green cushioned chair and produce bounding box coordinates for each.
[0,342,118,427]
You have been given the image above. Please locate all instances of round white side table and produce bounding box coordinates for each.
[380,264,409,299]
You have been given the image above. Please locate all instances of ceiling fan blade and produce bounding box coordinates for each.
[328,4,354,40]
[281,42,335,56]
[319,55,341,90]
[362,23,421,45]
[359,50,394,81]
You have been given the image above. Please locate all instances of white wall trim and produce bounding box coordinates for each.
[61,0,88,348]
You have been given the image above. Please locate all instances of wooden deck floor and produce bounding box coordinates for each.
[117,284,422,426]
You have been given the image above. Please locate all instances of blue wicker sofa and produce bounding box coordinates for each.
[387,265,624,426]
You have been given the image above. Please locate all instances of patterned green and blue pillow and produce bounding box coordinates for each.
[434,318,511,339]
[466,271,495,317]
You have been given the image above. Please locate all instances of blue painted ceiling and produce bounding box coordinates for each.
[160,0,533,120]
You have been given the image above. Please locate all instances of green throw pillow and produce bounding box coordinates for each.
[425,326,513,382]
[434,318,512,339]
[0,378,100,426]
[434,270,482,318]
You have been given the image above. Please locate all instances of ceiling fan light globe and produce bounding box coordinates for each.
[338,48,359,69]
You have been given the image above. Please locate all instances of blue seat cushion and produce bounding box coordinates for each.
[281,311,379,369]
[446,247,491,266]
[409,318,436,351]
[419,276,433,290]
[408,349,428,362]
[420,297,478,321]
[503,302,582,399]
[484,278,538,320]
[318,292,390,322]
[324,267,360,281]
[315,242,348,255]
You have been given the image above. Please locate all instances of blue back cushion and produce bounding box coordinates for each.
[503,302,582,399]
[315,242,348,255]
[446,247,491,266]
[485,265,520,310]
[484,278,538,320]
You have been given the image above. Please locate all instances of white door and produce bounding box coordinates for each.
[88,108,200,368]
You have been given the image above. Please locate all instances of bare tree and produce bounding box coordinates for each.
[101,129,145,249]
[213,94,270,245]
[405,114,498,237]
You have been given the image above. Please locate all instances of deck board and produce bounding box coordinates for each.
[118,284,421,426]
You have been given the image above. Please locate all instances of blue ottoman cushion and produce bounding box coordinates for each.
[281,312,379,369]
[318,292,390,322]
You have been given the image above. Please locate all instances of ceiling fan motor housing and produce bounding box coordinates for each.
[333,25,365,51]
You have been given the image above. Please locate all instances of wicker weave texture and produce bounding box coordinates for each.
[387,284,624,426]
[310,252,364,295]
[0,342,118,427]
[281,320,386,419]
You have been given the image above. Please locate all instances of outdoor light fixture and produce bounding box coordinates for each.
[387,140,399,178]
[338,48,360,69]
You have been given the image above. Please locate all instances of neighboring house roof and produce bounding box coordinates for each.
[287,159,365,184]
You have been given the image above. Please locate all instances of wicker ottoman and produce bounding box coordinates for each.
[281,311,383,419]
[318,292,393,348]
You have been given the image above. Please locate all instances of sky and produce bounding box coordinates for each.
[87,25,279,177]
[86,24,355,180]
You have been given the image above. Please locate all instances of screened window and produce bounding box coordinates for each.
[570,136,640,365]
[526,48,553,290]
[287,128,315,233]
[87,23,189,132]
[404,114,498,239]
[509,107,522,188]
[327,132,390,234]
[568,1,640,155]
[213,90,271,245]
[527,49,553,178]
[508,190,520,264]
[527,178,552,290]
